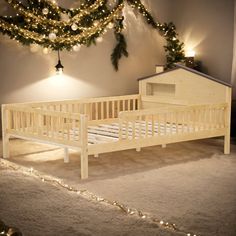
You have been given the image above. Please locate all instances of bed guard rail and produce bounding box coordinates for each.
[118,103,228,140]
[25,94,141,121]
[2,105,88,148]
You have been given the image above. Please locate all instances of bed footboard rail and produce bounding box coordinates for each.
[2,105,83,148]
[118,103,228,148]
[2,104,90,179]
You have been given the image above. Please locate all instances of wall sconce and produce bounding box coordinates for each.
[55,50,64,74]
[185,50,195,68]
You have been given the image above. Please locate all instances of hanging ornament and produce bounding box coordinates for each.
[96,37,103,43]
[71,23,78,31]
[73,44,81,52]
[0,0,185,70]
[42,8,49,15]
[60,13,70,22]
[49,32,57,40]
[107,0,117,10]
[93,20,99,27]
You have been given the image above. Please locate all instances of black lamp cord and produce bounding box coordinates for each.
[58,50,61,61]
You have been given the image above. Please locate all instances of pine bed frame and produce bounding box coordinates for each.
[1,93,231,179]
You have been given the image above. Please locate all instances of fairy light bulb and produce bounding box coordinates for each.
[96,37,103,43]
[49,32,57,40]
[73,44,81,52]
[43,48,49,54]
[42,8,49,15]
[71,23,78,31]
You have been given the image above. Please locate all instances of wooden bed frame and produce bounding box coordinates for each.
[1,65,232,179]
[1,94,230,179]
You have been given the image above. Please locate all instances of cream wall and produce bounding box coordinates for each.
[169,0,234,84]
[0,0,170,105]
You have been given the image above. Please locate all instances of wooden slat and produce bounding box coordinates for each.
[101,102,104,119]
[106,101,109,119]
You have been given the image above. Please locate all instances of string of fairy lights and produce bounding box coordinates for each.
[0,159,197,236]
[0,0,185,71]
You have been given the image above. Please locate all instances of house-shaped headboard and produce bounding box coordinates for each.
[138,64,232,109]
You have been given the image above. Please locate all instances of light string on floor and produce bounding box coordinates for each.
[0,159,197,236]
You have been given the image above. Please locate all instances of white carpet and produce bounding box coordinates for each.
[0,138,236,236]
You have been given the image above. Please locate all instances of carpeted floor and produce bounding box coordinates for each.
[0,138,236,236]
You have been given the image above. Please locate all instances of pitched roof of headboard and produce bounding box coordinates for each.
[137,64,232,87]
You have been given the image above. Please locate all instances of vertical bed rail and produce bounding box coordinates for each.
[1,105,82,150]
[2,104,90,179]
[118,103,228,144]
[224,88,232,154]
[26,94,141,122]
[80,94,140,121]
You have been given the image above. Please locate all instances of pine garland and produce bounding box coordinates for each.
[0,0,185,70]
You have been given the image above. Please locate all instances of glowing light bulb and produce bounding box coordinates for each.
[96,37,103,43]
[71,23,78,31]
[185,50,195,57]
[43,48,49,54]
[42,8,49,15]
[49,32,57,40]
[107,22,114,29]
[73,44,81,52]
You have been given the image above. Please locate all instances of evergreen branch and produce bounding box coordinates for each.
[111,32,128,71]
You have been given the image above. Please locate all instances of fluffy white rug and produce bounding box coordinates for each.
[0,138,236,236]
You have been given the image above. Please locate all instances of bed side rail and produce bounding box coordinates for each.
[19,94,141,121]
[118,103,228,140]
[2,105,86,148]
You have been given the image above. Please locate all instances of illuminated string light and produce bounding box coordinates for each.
[0,159,197,236]
[0,0,184,69]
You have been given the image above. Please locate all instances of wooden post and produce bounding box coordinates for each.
[1,105,10,159]
[224,88,231,154]
[64,147,69,163]
[80,114,88,179]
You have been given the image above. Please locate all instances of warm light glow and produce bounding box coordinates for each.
[56,68,63,75]
[185,50,195,57]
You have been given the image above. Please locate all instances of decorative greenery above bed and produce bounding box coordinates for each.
[0,0,185,70]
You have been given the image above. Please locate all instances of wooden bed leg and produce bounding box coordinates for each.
[64,148,69,163]
[162,144,166,148]
[81,148,88,179]
[80,114,88,180]
[2,105,10,159]
[224,88,231,155]
[136,147,141,152]
[2,135,10,159]
[224,135,230,155]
